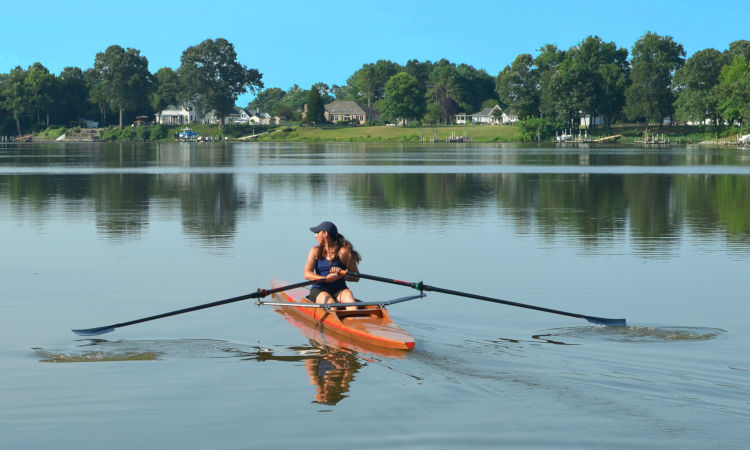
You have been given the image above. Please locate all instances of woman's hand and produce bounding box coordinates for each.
[327,267,344,280]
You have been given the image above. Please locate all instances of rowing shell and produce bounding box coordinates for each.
[266,278,419,350]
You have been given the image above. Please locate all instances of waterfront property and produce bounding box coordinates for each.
[324,100,380,124]
[469,105,518,125]
[456,105,518,125]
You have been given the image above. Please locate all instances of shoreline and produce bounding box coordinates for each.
[11,124,750,147]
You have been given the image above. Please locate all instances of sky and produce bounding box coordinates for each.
[1,0,748,106]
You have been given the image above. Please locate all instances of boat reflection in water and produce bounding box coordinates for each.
[272,305,407,405]
[302,343,361,405]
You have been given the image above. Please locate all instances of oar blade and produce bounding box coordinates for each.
[584,316,627,327]
[72,326,116,336]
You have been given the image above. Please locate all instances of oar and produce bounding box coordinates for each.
[72,280,318,336]
[347,271,626,327]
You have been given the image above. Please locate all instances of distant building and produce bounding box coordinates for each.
[248,109,274,125]
[155,103,200,125]
[455,112,470,125]
[459,105,517,125]
[324,100,380,125]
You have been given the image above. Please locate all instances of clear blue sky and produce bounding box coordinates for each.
[1,0,747,106]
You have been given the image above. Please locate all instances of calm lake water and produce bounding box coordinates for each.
[2,141,749,449]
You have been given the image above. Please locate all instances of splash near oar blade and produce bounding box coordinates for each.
[348,271,627,327]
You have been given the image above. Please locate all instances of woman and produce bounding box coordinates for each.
[304,221,361,309]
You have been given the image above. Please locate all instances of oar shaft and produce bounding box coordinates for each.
[72,279,317,336]
[348,271,625,326]
[420,283,585,320]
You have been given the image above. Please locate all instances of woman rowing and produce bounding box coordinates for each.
[304,221,361,310]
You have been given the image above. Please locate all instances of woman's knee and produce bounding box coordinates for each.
[337,290,355,303]
[315,292,334,304]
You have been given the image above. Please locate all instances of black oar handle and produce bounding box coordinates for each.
[72,279,318,336]
[348,271,626,327]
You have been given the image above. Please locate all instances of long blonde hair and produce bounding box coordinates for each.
[316,233,362,263]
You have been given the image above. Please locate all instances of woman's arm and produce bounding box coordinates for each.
[304,247,323,281]
[305,247,340,282]
[339,247,360,282]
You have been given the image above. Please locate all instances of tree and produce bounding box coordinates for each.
[346,64,377,106]
[85,68,108,127]
[673,48,725,126]
[381,72,425,124]
[24,62,57,127]
[305,84,326,124]
[92,45,154,129]
[496,53,539,119]
[726,40,750,63]
[150,67,181,113]
[625,32,685,129]
[1,66,29,135]
[623,61,664,132]
[247,87,286,114]
[535,44,566,123]
[427,59,460,124]
[454,63,495,114]
[717,56,750,127]
[178,38,263,128]
[555,36,628,129]
[345,60,401,107]
[57,67,90,125]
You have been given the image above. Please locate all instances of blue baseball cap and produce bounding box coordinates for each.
[310,221,338,237]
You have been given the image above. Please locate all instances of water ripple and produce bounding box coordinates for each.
[533,326,726,344]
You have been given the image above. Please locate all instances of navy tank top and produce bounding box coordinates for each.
[313,255,348,292]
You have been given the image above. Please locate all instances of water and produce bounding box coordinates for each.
[1,142,749,449]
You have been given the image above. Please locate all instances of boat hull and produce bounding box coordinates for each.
[270,279,414,351]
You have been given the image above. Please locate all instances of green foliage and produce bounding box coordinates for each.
[149,125,168,141]
[99,126,136,141]
[92,45,154,129]
[518,117,557,141]
[625,32,685,128]
[496,53,539,119]
[305,85,326,123]
[423,102,443,125]
[381,72,425,124]
[37,126,66,139]
[673,49,724,126]
[150,67,181,112]
[178,38,263,128]
[1,66,29,134]
[717,56,750,126]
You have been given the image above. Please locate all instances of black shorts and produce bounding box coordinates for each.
[309,285,347,302]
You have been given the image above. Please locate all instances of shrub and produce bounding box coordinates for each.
[518,118,557,141]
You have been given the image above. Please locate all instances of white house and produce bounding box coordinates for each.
[454,113,470,125]
[248,110,274,125]
[465,105,518,125]
[580,114,605,128]
[155,103,200,125]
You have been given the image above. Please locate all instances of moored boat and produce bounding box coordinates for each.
[269,278,416,350]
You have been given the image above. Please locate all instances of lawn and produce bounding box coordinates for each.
[258,124,521,143]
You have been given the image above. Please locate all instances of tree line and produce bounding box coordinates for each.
[0,38,262,136]
[2,33,749,137]
[253,33,750,136]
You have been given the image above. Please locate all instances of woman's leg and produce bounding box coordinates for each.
[336,289,357,310]
[314,290,335,304]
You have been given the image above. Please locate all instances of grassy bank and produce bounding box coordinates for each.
[258,124,521,143]
[30,122,747,144]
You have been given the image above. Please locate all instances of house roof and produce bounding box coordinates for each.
[324,100,377,116]
[471,105,502,118]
